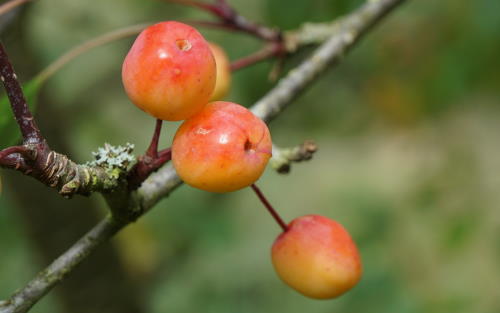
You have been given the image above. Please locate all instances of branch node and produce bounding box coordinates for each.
[271,140,318,174]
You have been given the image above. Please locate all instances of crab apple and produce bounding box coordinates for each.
[271,215,362,299]
[172,101,272,192]
[208,42,231,101]
[122,21,216,121]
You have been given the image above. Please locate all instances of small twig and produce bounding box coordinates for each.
[0,43,43,144]
[270,140,318,174]
[170,0,285,73]
[167,0,214,11]
[183,19,239,32]
[0,146,34,160]
[168,0,280,41]
[0,153,27,169]
[0,0,32,17]
[35,23,149,84]
[0,147,31,170]
[284,20,342,52]
[251,184,288,232]
[251,0,407,122]
[230,43,283,71]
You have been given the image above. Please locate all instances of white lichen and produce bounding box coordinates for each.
[87,143,135,170]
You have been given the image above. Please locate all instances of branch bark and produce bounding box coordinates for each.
[0,218,124,313]
[0,42,132,197]
[270,141,318,174]
[0,43,42,144]
[0,0,407,312]
[251,0,406,123]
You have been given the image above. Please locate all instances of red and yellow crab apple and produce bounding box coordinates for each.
[209,42,232,101]
[271,215,362,299]
[122,21,216,121]
[172,101,272,192]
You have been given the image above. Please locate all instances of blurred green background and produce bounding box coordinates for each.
[1,0,500,312]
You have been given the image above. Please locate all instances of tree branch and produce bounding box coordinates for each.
[251,0,407,123]
[0,0,406,311]
[0,217,125,313]
[0,43,135,197]
[0,43,43,144]
[169,0,280,41]
[270,141,318,174]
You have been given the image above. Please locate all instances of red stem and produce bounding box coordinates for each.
[184,20,239,31]
[230,43,283,71]
[145,119,163,159]
[168,0,214,11]
[0,145,33,160]
[127,118,172,191]
[168,0,280,42]
[150,148,172,168]
[0,42,43,144]
[169,0,285,72]
[251,184,288,232]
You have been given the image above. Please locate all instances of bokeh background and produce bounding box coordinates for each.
[1,0,499,312]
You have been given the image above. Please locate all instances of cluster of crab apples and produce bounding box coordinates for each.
[122,21,362,299]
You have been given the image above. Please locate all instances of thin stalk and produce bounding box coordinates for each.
[0,0,32,17]
[251,184,288,232]
[0,146,33,160]
[35,23,150,84]
[146,119,163,159]
[231,44,282,71]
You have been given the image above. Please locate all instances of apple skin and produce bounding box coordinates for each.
[271,215,362,299]
[122,21,216,121]
[208,42,232,101]
[172,101,272,192]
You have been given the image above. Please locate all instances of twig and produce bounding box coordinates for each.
[0,0,32,17]
[168,0,280,41]
[0,43,43,144]
[35,23,149,84]
[230,43,283,71]
[0,146,34,160]
[251,0,406,123]
[270,141,318,174]
[0,0,406,311]
[0,146,31,170]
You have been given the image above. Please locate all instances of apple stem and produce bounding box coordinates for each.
[146,119,163,159]
[251,184,288,232]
